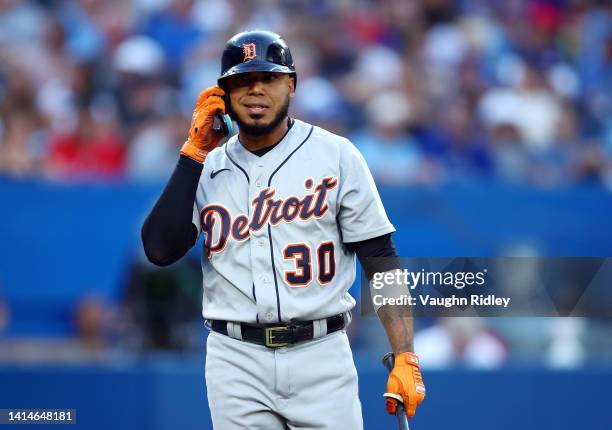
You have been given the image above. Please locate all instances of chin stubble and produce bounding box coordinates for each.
[229,95,291,137]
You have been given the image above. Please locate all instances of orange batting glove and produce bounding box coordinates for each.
[180,86,226,163]
[383,352,426,419]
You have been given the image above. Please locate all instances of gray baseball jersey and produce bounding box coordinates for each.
[192,118,394,324]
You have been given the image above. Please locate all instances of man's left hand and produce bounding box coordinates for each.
[383,352,426,419]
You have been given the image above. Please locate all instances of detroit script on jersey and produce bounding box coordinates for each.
[192,119,395,323]
[201,177,337,255]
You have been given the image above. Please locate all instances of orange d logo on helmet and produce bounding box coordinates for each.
[242,43,256,62]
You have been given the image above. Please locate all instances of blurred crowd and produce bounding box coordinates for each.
[0,0,610,187]
[1,0,612,366]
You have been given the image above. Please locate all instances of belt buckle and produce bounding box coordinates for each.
[265,326,290,348]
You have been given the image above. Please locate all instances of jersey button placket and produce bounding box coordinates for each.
[249,164,277,324]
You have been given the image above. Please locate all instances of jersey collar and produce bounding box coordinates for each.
[226,118,312,171]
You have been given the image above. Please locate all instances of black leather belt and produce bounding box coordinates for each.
[208,314,345,348]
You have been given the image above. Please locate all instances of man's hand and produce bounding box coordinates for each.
[383,352,425,419]
[180,86,226,163]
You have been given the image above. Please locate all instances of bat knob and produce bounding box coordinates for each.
[213,115,223,132]
[213,113,233,136]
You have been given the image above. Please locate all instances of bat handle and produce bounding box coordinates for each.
[382,352,411,430]
[382,352,395,371]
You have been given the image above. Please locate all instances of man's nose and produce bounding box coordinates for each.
[247,80,265,95]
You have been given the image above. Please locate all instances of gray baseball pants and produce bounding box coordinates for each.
[205,328,363,429]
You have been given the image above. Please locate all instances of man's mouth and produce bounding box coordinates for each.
[244,103,269,115]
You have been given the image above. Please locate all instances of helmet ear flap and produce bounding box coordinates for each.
[220,88,232,120]
[217,78,227,92]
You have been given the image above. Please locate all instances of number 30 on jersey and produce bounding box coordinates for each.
[282,241,336,287]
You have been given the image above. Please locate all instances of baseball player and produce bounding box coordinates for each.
[142,30,425,429]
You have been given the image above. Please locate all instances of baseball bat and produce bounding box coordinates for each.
[382,352,410,430]
[213,113,233,136]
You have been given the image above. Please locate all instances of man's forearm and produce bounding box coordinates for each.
[349,235,413,354]
[377,304,414,355]
[141,155,201,266]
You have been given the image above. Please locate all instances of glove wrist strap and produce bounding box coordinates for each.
[396,352,420,367]
[180,140,208,164]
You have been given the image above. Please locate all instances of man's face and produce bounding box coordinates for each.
[225,72,295,136]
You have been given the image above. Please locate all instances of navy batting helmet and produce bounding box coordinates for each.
[218,30,296,87]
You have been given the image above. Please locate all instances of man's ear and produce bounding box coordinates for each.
[289,75,296,97]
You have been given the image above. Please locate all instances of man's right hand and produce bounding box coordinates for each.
[180,86,226,164]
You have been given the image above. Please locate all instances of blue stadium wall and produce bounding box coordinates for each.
[2,178,611,335]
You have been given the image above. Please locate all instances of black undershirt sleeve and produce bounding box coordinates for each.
[345,234,401,281]
[141,155,202,266]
